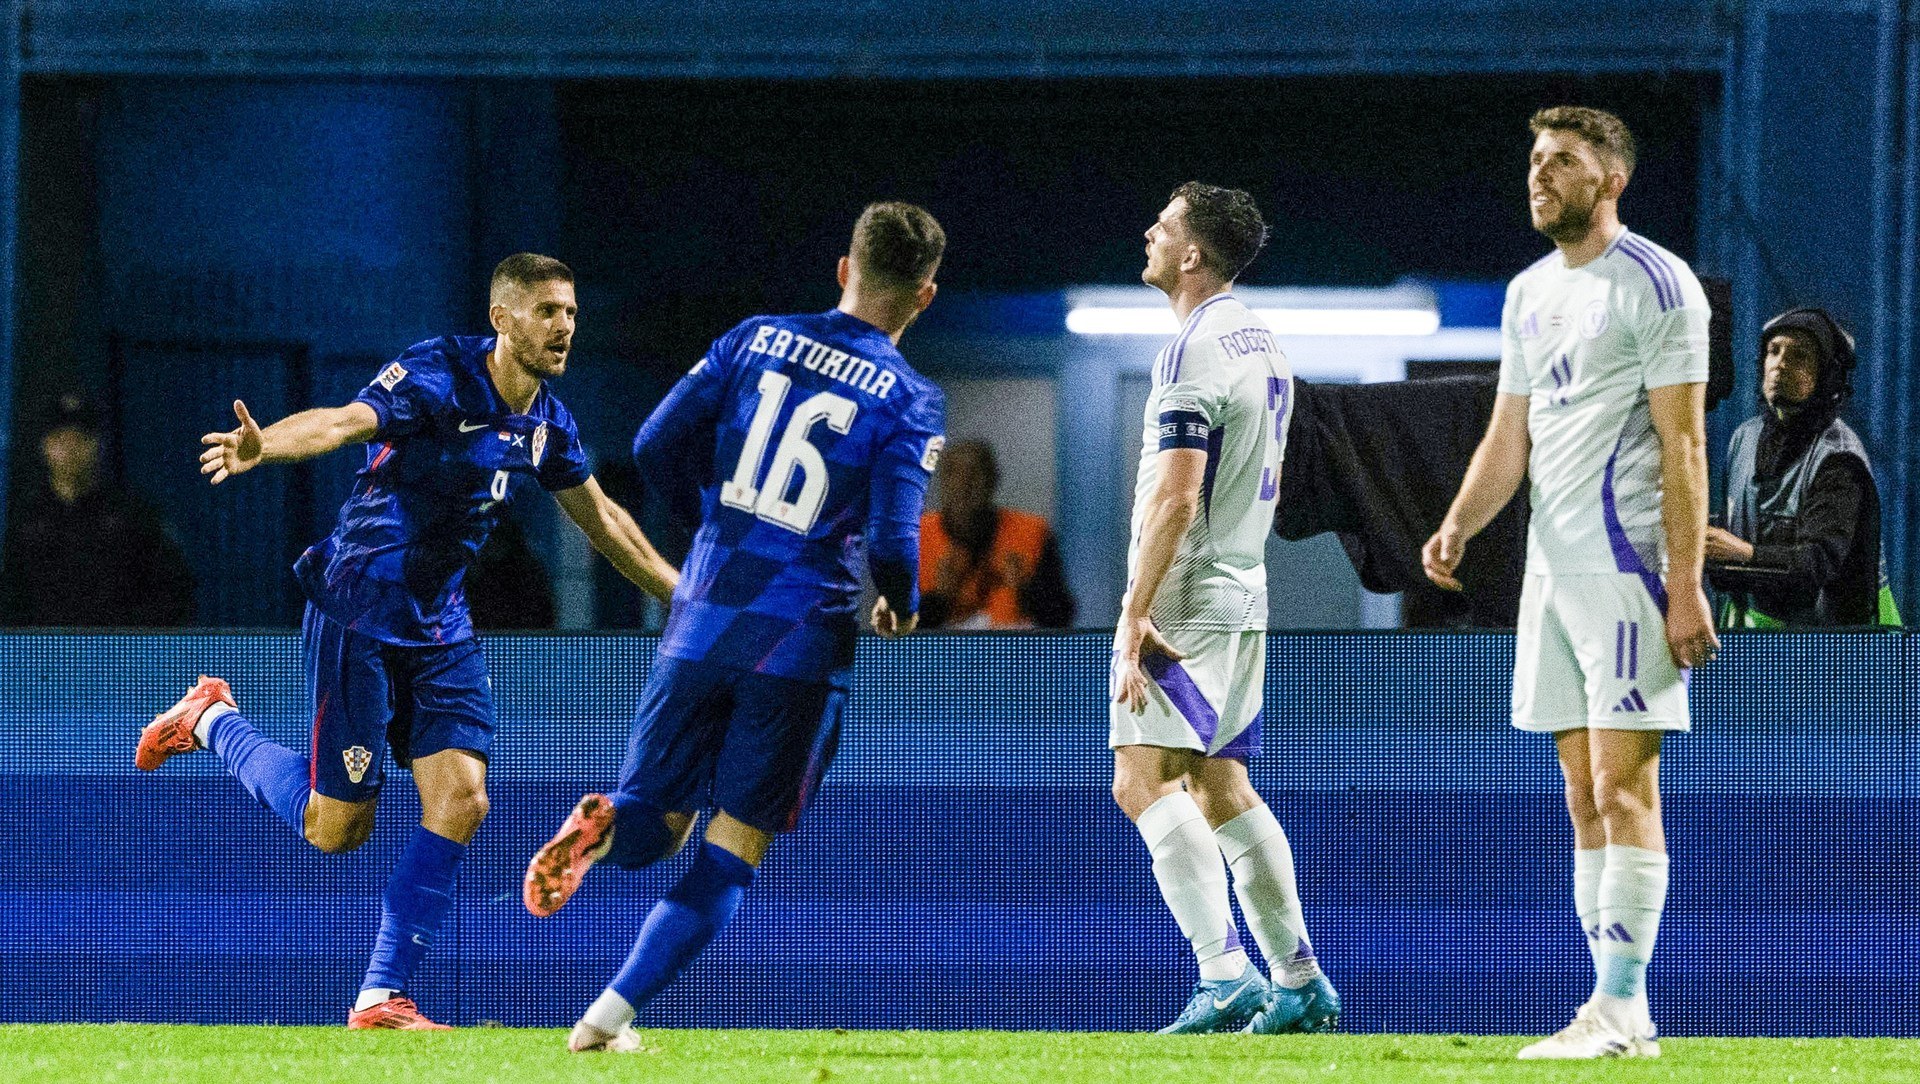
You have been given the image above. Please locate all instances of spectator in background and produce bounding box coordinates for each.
[1708,308,1900,627]
[0,392,195,626]
[919,439,1074,628]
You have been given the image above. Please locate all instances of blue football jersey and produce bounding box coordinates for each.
[634,309,945,680]
[295,336,592,646]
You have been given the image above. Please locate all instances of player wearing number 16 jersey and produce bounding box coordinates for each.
[525,202,947,1052]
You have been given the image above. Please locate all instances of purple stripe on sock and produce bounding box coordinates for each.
[1142,653,1219,748]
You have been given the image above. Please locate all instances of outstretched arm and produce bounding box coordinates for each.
[553,477,679,605]
[1423,392,1531,591]
[199,400,380,484]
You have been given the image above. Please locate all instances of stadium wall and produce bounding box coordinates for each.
[2,630,1913,1035]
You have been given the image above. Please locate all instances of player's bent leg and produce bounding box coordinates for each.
[524,797,694,917]
[1186,758,1338,1035]
[304,792,377,854]
[1113,746,1260,1032]
[570,812,768,1052]
[140,676,326,841]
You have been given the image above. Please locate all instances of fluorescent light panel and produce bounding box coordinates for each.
[1066,306,1439,337]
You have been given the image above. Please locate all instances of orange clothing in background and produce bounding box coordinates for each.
[919,508,1052,628]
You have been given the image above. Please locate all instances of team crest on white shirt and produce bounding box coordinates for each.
[531,422,548,468]
[1580,300,1610,340]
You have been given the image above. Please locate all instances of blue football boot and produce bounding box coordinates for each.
[1245,971,1340,1034]
[1157,962,1272,1034]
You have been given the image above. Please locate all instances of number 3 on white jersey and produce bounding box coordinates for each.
[722,370,859,533]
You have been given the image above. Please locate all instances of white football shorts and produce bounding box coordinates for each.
[1513,572,1690,733]
[1109,628,1265,757]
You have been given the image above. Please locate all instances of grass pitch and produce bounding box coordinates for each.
[3,1026,1915,1084]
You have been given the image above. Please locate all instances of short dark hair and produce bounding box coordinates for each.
[851,201,946,288]
[1529,106,1637,176]
[490,252,574,300]
[1169,182,1268,281]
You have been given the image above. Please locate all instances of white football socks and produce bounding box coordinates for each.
[1135,792,1247,982]
[354,987,396,1012]
[1573,848,1607,988]
[1213,804,1318,988]
[192,702,238,749]
[581,987,637,1035]
[1592,844,1669,1033]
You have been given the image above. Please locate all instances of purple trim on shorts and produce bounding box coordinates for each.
[1142,653,1218,747]
[1212,711,1262,760]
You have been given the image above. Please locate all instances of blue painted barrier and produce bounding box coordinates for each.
[1,630,1912,1034]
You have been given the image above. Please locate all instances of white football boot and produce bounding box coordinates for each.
[1516,1002,1660,1060]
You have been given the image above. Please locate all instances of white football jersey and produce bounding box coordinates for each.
[1125,293,1291,631]
[1498,228,1711,577]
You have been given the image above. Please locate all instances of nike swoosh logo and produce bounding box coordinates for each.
[458,420,489,432]
[411,934,429,945]
[1212,980,1255,1010]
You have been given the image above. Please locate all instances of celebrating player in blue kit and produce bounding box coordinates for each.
[520,202,946,1053]
[134,254,679,1030]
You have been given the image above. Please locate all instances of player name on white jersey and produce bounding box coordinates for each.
[746,324,898,399]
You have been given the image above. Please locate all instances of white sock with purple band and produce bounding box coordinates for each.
[1574,848,1607,989]
[1136,792,1248,982]
[1214,804,1320,987]
[1592,844,1669,1034]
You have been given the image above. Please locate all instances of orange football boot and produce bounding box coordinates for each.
[135,676,236,771]
[524,794,615,917]
[346,996,451,1030]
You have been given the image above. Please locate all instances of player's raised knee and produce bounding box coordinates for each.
[306,817,374,854]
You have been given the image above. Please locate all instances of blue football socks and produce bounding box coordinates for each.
[204,710,312,838]
[360,826,467,995]
[607,842,756,1011]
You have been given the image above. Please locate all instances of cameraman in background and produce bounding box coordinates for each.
[1707,308,1900,627]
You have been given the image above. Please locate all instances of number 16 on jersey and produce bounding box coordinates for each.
[722,370,859,535]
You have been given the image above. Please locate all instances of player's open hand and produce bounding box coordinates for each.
[1421,523,1467,592]
[1111,615,1185,714]
[1664,582,1720,669]
[870,596,918,638]
[200,400,264,485]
